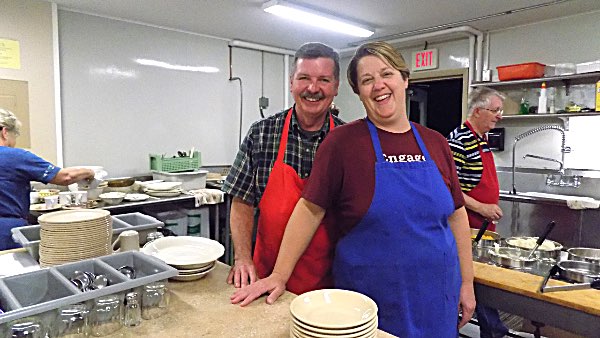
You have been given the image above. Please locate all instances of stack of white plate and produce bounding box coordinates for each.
[38,209,112,267]
[289,289,378,338]
[141,236,224,281]
[143,181,183,197]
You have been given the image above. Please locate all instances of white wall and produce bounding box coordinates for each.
[0,0,58,163]
[58,11,290,177]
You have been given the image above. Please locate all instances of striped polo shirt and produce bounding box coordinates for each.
[446,121,491,193]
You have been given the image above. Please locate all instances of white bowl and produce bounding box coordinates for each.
[141,236,224,268]
[99,192,126,205]
[290,289,378,329]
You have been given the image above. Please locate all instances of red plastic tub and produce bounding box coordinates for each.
[497,62,546,81]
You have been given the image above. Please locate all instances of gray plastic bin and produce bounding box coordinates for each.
[111,212,163,244]
[11,213,162,261]
[0,251,177,325]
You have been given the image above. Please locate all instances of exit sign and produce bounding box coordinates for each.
[411,49,438,71]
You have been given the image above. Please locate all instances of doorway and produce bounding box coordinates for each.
[407,70,467,137]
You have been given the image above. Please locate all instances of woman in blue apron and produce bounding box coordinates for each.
[231,42,475,337]
[0,109,95,250]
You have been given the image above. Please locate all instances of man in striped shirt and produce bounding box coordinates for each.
[447,87,507,338]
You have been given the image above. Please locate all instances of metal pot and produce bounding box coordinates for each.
[567,248,600,265]
[470,228,500,248]
[505,236,563,260]
[557,260,600,283]
[473,245,496,263]
[489,247,537,269]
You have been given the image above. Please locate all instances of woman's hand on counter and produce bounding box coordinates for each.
[227,258,258,288]
[230,272,287,307]
[457,282,476,328]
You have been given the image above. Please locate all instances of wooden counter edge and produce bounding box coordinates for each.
[473,261,600,317]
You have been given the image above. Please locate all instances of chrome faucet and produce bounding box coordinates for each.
[523,154,564,173]
[511,125,570,194]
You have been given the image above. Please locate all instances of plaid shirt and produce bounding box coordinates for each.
[223,106,344,206]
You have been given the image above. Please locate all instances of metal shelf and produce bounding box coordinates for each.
[501,112,600,120]
[471,71,600,88]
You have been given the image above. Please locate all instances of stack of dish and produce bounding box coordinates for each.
[143,182,183,197]
[289,289,378,338]
[141,236,224,281]
[38,209,112,267]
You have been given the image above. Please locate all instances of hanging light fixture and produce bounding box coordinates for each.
[262,0,374,38]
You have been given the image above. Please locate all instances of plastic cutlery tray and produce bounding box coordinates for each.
[0,251,178,324]
[11,212,163,261]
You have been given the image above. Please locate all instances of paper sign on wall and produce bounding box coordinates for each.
[411,48,438,71]
[0,39,21,70]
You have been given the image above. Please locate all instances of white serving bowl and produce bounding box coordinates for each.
[99,192,126,205]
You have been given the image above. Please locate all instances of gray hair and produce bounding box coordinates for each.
[291,42,340,80]
[468,87,506,116]
[0,108,21,136]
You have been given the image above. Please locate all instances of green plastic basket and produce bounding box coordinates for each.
[149,151,201,173]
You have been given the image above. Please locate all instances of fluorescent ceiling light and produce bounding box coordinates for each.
[135,58,220,73]
[262,0,374,38]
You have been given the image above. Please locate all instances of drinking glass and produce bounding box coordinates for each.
[89,294,122,337]
[141,281,169,319]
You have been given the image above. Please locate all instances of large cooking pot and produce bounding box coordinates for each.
[489,247,537,269]
[558,260,600,283]
[567,248,600,265]
[505,236,563,260]
[470,228,500,248]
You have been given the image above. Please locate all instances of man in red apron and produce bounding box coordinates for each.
[222,43,344,294]
[448,87,508,338]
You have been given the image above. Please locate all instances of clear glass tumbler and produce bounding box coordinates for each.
[56,303,89,337]
[89,294,123,337]
[141,281,169,320]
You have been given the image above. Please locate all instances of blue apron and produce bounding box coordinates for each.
[333,119,461,338]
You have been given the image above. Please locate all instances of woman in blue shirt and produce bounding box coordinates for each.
[0,109,95,250]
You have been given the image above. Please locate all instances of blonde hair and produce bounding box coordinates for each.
[347,41,410,94]
[0,108,22,136]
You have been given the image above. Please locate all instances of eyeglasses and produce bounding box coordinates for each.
[480,107,504,116]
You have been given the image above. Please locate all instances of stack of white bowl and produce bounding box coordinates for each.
[141,236,225,281]
[38,209,112,267]
[143,182,183,197]
[289,289,378,338]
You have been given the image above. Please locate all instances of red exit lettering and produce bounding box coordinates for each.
[415,50,433,68]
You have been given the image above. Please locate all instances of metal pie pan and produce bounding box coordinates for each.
[567,248,600,265]
[489,247,537,269]
[557,260,600,283]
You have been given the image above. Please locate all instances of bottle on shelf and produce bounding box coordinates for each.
[519,97,530,115]
[549,87,556,114]
[538,82,547,114]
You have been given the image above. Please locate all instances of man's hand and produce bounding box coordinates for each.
[230,273,287,307]
[227,257,258,288]
[476,203,503,221]
[457,282,476,328]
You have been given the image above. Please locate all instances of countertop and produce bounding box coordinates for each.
[474,262,600,316]
[106,262,396,337]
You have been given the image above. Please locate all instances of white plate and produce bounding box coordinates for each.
[289,289,378,329]
[124,193,150,201]
[141,236,224,266]
[169,264,216,281]
[143,189,182,197]
[30,204,63,212]
[38,209,111,224]
[177,261,216,274]
[144,182,182,191]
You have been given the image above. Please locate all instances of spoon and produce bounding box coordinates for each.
[472,219,491,249]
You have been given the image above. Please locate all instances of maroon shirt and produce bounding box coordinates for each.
[302,119,465,235]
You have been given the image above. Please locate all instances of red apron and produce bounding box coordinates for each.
[465,121,500,231]
[253,109,336,294]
